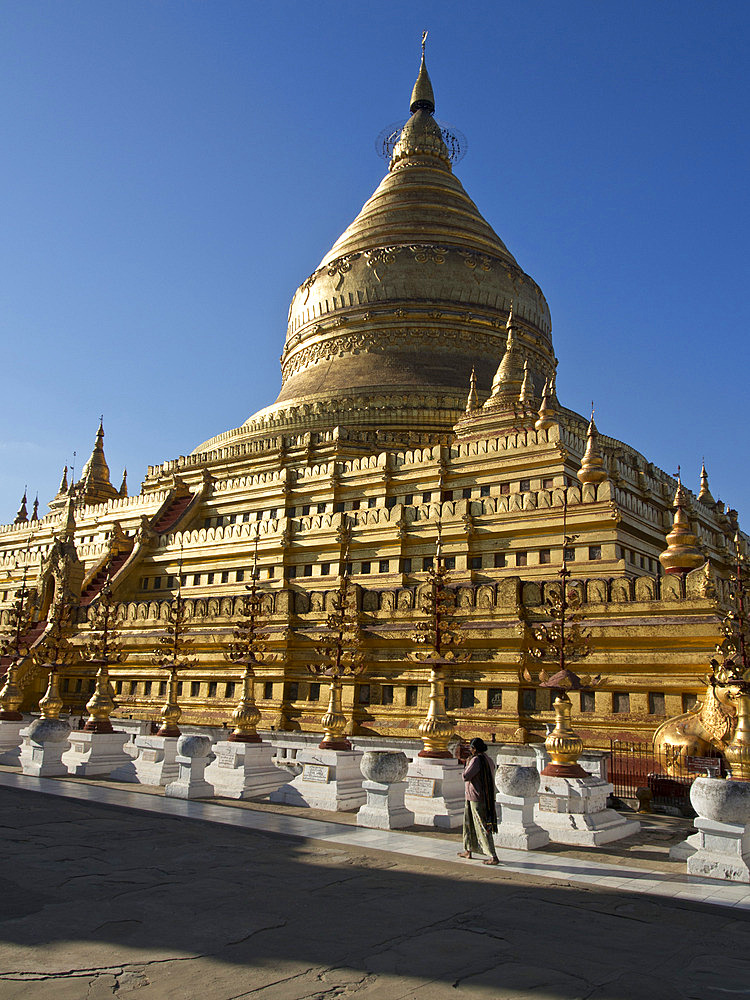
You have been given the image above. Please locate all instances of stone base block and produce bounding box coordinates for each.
[669,831,700,861]
[165,754,214,799]
[495,792,550,851]
[110,735,179,786]
[62,731,131,777]
[0,720,25,766]
[686,817,750,883]
[269,748,364,811]
[357,779,414,830]
[535,774,640,846]
[204,741,287,800]
[19,719,72,777]
[403,757,464,830]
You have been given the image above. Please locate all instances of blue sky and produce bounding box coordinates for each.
[1,1,748,525]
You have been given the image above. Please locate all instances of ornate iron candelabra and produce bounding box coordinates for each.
[82,572,124,733]
[411,531,467,759]
[711,532,750,779]
[0,545,36,720]
[225,539,267,743]
[32,590,76,721]
[528,493,592,776]
[308,543,365,750]
[153,573,195,737]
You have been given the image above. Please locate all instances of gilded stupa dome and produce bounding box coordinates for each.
[197,50,555,452]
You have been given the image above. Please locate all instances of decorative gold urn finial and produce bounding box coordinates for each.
[659,468,705,576]
[577,404,607,485]
[698,459,714,505]
[543,690,587,777]
[465,366,479,415]
[0,662,24,720]
[84,663,115,733]
[228,663,262,743]
[39,668,64,720]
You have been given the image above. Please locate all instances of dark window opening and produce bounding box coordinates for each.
[406,685,418,707]
[381,685,394,705]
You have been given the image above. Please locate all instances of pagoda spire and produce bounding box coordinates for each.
[535,378,557,432]
[519,360,532,407]
[659,468,704,576]
[13,489,28,525]
[31,495,39,521]
[577,404,607,485]
[119,468,128,498]
[485,303,524,407]
[81,419,111,487]
[410,30,435,113]
[58,465,69,495]
[698,459,714,505]
[465,366,479,415]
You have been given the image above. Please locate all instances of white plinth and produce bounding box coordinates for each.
[0,720,25,766]
[495,791,550,850]
[19,719,72,777]
[357,779,414,829]
[204,741,287,800]
[403,757,464,830]
[687,817,750,882]
[110,735,179,786]
[62,731,131,777]
[269,747,365,811]
[534,774,640,846]
[669,832,700,861]
[165,755,213,799]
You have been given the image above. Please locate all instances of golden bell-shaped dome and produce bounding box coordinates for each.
[209,48,556,452]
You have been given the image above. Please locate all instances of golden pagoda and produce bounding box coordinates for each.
[0,44,744,751]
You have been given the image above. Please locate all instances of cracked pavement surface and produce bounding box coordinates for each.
[0,786,747,999]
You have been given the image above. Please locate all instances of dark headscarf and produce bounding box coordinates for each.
[470,739,497,833]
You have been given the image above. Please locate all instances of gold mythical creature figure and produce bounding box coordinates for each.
[653,673,735,772]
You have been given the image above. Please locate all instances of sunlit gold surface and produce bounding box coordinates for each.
[228,664,261,743]
[38,669,63,720]
[84,661,115,733]
[157,667,181,738]
[0,661,24,720]
[545,693,585,767]
[725,693,750,780]
[659,479,705,575]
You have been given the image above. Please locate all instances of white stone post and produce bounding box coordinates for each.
[0,719,26,766]
[534,773,640,846]
[19,717,72,777]
[494,764,550,850]
[686,777,750,882]
[204,740,287,800]
[357,750,414,829]
[165,735,215,799]
[62,730,131,777]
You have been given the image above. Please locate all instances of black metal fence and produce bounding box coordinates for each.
[609,739,725,815]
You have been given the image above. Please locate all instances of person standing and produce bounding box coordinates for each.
[457,737,500,865]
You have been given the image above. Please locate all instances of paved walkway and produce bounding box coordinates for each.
[1,772,748,1000]
[0,769,747,911]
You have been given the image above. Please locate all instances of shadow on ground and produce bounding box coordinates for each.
[0,786,746,1000]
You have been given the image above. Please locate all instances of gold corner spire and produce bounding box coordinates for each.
[410,30,435,114]
[659,467,705,576]
[535,378,557,431]
[13,489,28,525]
[519,359,532,406]
[57,465,69,495]
[31,495,39,521]
[119,468,128,498]
[465,365,479,414]
[577,404,607,485]
[698,459,714,504]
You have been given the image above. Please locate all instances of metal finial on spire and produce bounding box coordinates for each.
[410,32,435,114]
